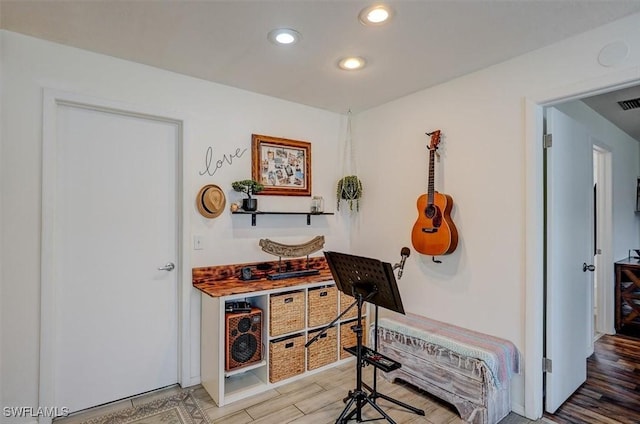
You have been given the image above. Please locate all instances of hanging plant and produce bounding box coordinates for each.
[336,110,362,213]
[336,175,363,211]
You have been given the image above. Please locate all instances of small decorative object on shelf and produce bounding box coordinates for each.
[311,196,324,214]
[231,179,264,212]
[259,236,325,258]
[337,175,363,212]
[259,236,325,280]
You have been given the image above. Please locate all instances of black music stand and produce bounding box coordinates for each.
[317,251,424,424]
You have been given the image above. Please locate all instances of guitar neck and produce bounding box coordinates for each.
[427,148,435,205]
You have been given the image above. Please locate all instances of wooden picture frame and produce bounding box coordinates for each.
[252,134,311,196]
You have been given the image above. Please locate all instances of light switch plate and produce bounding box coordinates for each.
[194,235,204,250]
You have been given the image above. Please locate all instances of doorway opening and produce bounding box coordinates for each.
[526,78,639,418]
[592,146,614,340]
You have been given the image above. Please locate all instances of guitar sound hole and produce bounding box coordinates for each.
[424,205,442,228]
[425,205,437,219]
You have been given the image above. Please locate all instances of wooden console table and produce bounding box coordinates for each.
[615,258,640,332]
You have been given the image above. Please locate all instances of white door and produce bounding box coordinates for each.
[52,103,179,412]
[545,107,594,413]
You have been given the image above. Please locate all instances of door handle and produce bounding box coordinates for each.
[582,263,595,272]
[158,262,175,271]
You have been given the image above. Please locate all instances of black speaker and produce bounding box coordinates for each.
[225,308,262,371]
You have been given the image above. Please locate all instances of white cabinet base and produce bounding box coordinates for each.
[200,281,365,406]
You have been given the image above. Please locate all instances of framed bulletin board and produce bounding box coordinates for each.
[252,134,311,196]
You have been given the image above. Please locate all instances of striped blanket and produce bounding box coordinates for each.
[377,313,520,389]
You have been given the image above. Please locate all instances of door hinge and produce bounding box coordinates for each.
[543,357,552,373]
[543,134,552,148]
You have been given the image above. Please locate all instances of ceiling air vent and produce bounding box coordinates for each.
[617,98,640,111]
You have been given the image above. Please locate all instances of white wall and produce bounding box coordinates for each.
[0,30,348,421]
[351,12,640,417]
[556,100,640,261]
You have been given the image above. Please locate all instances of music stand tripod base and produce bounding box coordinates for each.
[323,251,425,424]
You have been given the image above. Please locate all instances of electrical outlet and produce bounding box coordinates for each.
[194,235,204,250]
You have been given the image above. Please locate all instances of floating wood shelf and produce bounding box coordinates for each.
[232,211,334,226]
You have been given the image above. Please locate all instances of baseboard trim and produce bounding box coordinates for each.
[184,376,201,388]
[511,403,526,418]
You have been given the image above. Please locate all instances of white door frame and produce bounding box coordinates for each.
[593,145,615,336]
[40,89,192,423]
[524,69,640,419]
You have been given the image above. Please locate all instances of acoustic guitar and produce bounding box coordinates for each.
[411,130,458,256]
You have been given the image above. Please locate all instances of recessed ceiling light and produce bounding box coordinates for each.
[267,28,302,45]
[338,57,366,71]
[358,4,394,25]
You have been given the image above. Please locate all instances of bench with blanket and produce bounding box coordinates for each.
[373,313,519,424]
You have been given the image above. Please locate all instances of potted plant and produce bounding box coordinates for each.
[231,179,264,212]
[336,175,363,212]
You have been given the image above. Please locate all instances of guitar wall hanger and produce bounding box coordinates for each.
[426,132,441,160]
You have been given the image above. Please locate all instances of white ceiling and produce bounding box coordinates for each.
[2,0,640,125]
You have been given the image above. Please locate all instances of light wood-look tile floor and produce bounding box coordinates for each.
[58,361,547,424]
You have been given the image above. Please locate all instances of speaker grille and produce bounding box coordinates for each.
[231,333,258,363]
[237,317,251,333]
[226,308,262,371]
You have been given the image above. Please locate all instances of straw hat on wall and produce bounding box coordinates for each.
[196,184,226,218]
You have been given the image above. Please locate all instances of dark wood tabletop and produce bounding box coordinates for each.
[193,256,333,297]
[615,257,640,267]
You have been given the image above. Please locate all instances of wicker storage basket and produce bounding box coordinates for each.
[307,326,337,370]
[339,292,358,320]
[307,285,338,328]
[269,290,305,337]
[269,333,305,383]
[340,318,367,359]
